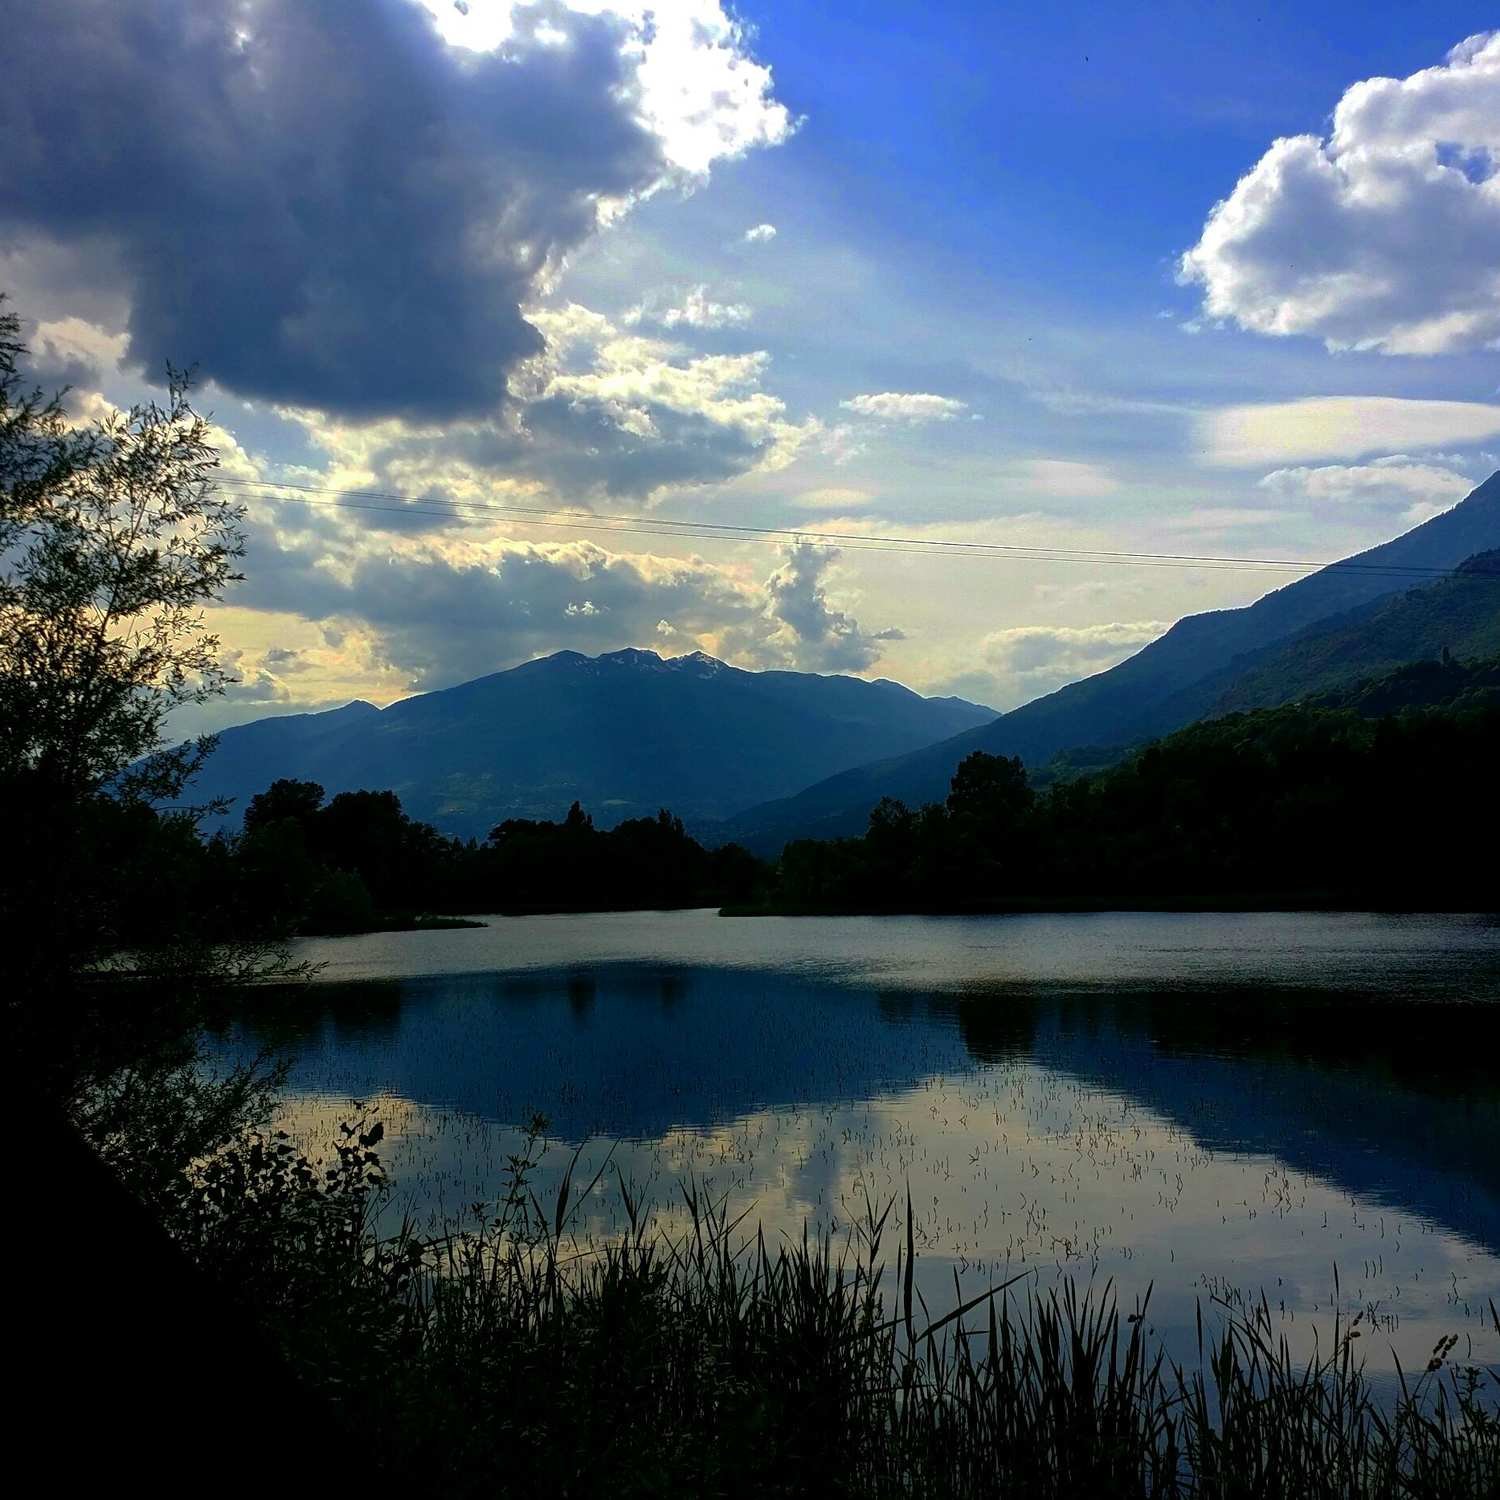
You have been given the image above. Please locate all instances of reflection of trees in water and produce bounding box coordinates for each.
[233,981,405,1049]
[328,983,404,1044]
[1127,988,1499,1100]
[223,966,1500,1251]
[939,984,1500,1102]
[941,984,1500,1253]
[567,974,597,1020]
[941,994,1040,1064]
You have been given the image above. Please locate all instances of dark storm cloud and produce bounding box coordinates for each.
[0,0,667,419]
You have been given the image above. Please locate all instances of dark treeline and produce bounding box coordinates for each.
[105,780,766,939]
[77,654,1500,946]
[238,781,764,926]
[100,655,1500,941]
[766,656,1500,913]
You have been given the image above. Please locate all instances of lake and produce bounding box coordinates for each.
[210,909,1500,1377]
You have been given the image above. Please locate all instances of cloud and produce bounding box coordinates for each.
[625,285,752,329]
[840,392,969,423]
[749,543,903,674]
[1258,457,1477,522]
[23,316,129,394]
[262,647,314,673]
[237,529,770,688]
[230,518,897,691]
[217,650,294,706]
[1179,33,1500,354]
[0,0,792,420]
[284,301,813,505]
[1201,397,1500,467]
[793,486,874,511]
[978,620,1170,703]
[1013,459,1121,498]
[743,223,778,243]
[416,1,795,175]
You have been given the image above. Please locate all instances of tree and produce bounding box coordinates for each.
[0,298,248,1000]
[946,751,1033,830]
[243,778,326,836]
[0,297,245,806]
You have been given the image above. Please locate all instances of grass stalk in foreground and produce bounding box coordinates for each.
[143,1118,1500,1498]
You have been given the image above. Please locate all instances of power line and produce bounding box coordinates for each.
[214,474,1492,583]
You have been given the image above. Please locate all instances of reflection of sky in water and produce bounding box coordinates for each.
[208,910,1500,1375]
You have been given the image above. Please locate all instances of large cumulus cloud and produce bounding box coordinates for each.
[239,530,760,686]
[975,620,1169,706]
[0,0,792,418]
[1180,32,1500,354]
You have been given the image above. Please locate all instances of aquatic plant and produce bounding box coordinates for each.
[157,1115,1500,1498]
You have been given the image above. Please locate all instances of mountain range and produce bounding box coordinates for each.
[184,471,1500,850]
[184,649,994,838]
[719,471,1500,850]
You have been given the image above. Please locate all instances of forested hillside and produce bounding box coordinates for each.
[759,655,1500,914]
[721,475,1500,851]
[181,649,993,837]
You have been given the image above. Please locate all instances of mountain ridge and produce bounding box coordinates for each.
[182,648,996,837]
[718,471,1500,851]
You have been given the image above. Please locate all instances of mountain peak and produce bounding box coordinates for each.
[669,650,729,675]
[187,652,995,837]
[598,648,666,668]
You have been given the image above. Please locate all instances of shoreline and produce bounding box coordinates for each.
[722,894,1500,918]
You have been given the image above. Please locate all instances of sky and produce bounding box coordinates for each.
[3,0,1498,731]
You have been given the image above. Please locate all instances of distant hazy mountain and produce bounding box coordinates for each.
[184,649,995,838]
[722,471,1500,852]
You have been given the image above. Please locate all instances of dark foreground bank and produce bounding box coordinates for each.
[64,1091,1500,1499]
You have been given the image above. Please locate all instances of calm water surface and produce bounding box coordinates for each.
[211,910,1500,1375]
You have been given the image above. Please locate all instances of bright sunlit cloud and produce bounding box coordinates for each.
[417,0,796,176]
[840,393,969,423]
[1181,32,1500,354]
[1201,398,1500,467]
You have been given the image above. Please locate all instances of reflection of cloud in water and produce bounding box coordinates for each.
[263,1059,1499,1376]
[213,913,1500,1375]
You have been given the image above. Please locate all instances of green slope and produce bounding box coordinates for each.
[720,474,1500,852]
[1198,549,1500,717]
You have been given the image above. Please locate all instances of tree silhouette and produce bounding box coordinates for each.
[1,297,247,1001]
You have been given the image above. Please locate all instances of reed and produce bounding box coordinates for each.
[166,1119,1500,1498]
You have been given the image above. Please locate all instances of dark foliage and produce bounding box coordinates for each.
[769,657,1500,913]
[107,1115,1500,1499]
[223,781,767,932]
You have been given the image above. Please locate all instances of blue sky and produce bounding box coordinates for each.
[3,0,1497,726]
